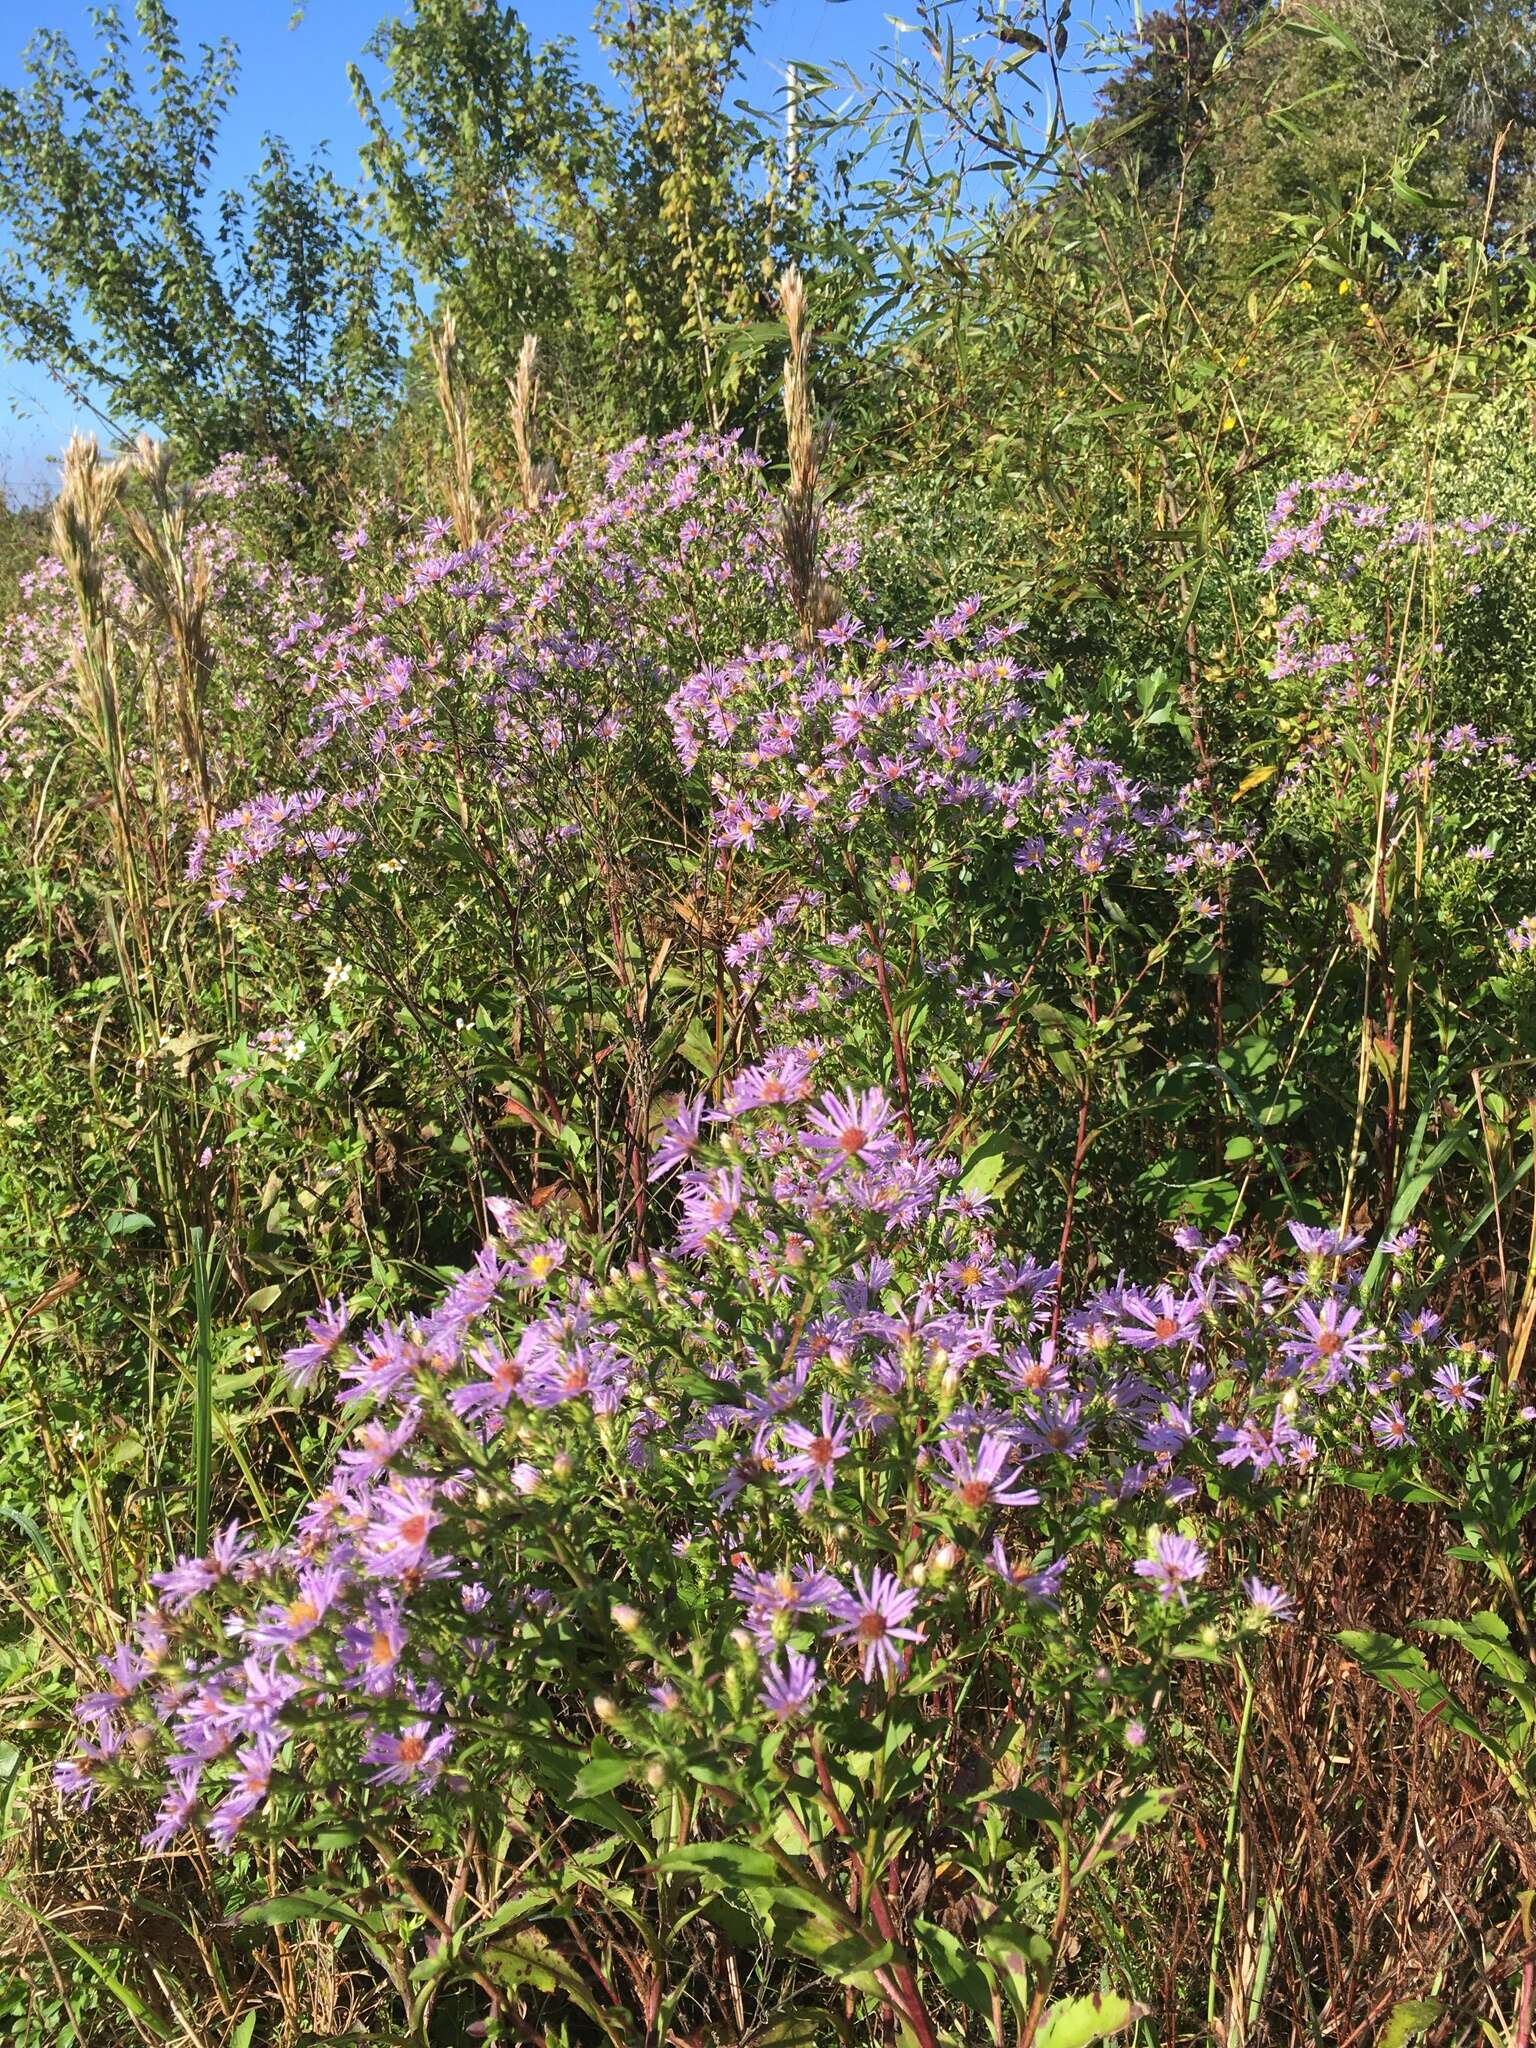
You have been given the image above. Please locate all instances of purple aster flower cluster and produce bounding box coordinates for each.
[189,427,863,927]
[58,1047,1489,1856]
[666,613,1238,903]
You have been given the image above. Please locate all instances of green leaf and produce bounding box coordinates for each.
[1417,1616,1536,1714]
[1338,1631,1491,1752]
[1087,1784,1175,1866]
[913,1918,994,2014]
[976,1918,1053,1984]
[657,1842,784,1885]
[105,1209,156,1235]
[1036,1990,1147,2048]
[1377,1997,1444,2048]
[960,1132,1010,1196]
[785,1921,894,1986]
[238,1889,383,1935]
[572,1753,633,1798]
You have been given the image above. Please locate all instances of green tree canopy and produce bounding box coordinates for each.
[0,0,399,469]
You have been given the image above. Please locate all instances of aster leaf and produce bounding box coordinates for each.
[1376,1997,1445,2048]
[1035,1990,1147,2048]
[912,1916,995,2013]
[1338,1629,1491,1753]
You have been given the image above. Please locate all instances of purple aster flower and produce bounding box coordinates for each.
[677,1166,744,1255]
[205,1733,281,1851]
[1397,1306,1442,1345]
[506,1240,566,1288]
[1379,1225,1422,1256]
[1115,1285,1205,1351]
[336,1407,420,1483]
[150,1519,253,1613]
[245,1564,349,1650]
[141,1756,203,1853]
[1429,1357,1484,1412]
[825,1566,924,1683]
[76,1644,148,1725]
[1281,1298,1380,1386]
[759,1648,820,1721]
[649,1096,706,1182]
[359,1478,445,1580]
[1133,1530,1209,1606]
[732,1556,840,1645]
[937,1430,1041,1510]
[283,1297,350,1390]
[1214,1410,1302,1473]
[778,1395,853,1511]
[721,1049,815,1114]
[1243,1576,1294,1622]
[1000,1340,1068,1398]
[801,1087,897,1174]
[1286,1221,1366,1259]
[338,1601,408,1695]
[1014,1395,1091,1460]
[988,1541,1067,1607]
[1369,1402,1414,1449]
[361,1718,454,1789]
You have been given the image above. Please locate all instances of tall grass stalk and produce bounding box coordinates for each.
[190,1226,214,1556]
[778,264,827,647]
[509,332,544,514]
[430,311,482,549]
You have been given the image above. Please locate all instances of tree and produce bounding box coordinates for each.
[0,0,399,470]
[352,0,788,441]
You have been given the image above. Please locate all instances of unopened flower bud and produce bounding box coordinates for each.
[645,1759,667,1790]
[593,1695,618,1724]
[612,1603,640,1634]
[551,1452,573,1482]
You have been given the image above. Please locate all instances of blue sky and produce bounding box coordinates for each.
[0,0,1131,498]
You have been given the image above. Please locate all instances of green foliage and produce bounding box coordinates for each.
[0,0,399,468]
[353,0,797,445]
[4,0,1536,2039]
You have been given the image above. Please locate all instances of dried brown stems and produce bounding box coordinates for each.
[778,265,830,646]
